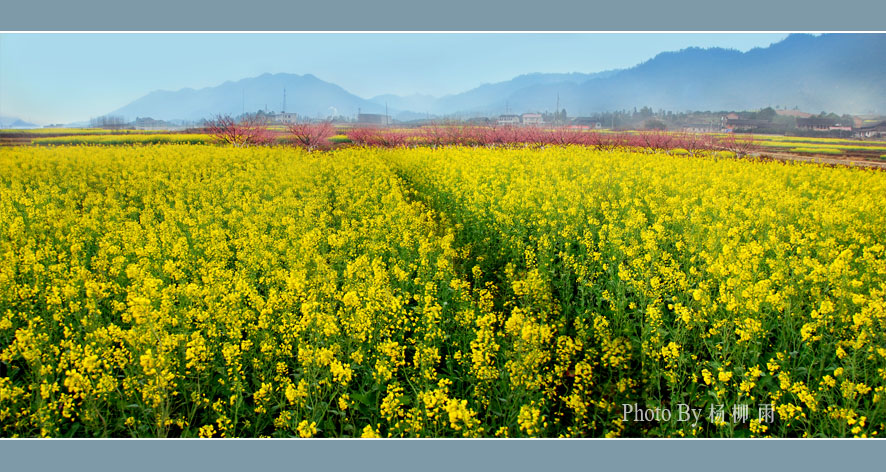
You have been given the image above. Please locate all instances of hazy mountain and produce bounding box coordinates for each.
[367,72,620,117]
[423,71,620,115]
[0,115,39,129]
[500,34,886,115]
[110,73,388,122]
[106,34,885,121]
[369,93,438,115]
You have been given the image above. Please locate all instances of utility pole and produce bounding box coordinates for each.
[556,93,560,125]
[385,102,389,127]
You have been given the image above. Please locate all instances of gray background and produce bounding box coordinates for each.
[1,0,885,30]
[1,439,882,471]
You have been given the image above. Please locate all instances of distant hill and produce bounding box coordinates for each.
[106,34,886,121]
[368,93,438,116]
[498,34,886,115]
[0,116,39,129]
[109,73,388,122]
[372,71,618,115]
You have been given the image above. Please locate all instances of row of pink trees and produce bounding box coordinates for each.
[346,125,756,156]
[205,115,756,156]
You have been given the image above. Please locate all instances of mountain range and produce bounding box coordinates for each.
[107,34,886,122]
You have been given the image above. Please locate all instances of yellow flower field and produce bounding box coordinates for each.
[1,144,884,437]
[31,134,215,146]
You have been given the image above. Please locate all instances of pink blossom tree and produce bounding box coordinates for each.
[287,122,336,150]
[717,134,757,157]
[206,114,274,147]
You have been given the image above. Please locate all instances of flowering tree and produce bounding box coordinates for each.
[717,134,757,157]
[206,114,274,147]
[420,122,448,148]
[287,122,336,150]
[347,127,411,147]
[544,127,585,146]
[674,132,719,156]
[636,130,675,153]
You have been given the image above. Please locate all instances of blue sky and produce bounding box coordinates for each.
[0,33,788,124]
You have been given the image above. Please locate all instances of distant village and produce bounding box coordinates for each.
[68,106,886,140]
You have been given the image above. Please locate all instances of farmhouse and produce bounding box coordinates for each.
[497,115,520,126]
[357,113,391,126]
[721,118,771,132]
[466,117,491,125]
[571,118,603,129]
[796,117,835,132]
[853,121,886,139]
[273,113,298,125]
[521,113,543,126]
[133,117,170,130]
[683,123,717,133]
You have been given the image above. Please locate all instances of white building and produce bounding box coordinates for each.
[274,113,298,125]
[497,114,520,126]
[521,113,543,126]
[357,113,392,126]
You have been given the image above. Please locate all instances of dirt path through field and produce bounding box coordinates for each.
[757,151,886,170]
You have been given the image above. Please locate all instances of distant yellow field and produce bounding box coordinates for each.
[31,134,215,146]
[2,128,170,135]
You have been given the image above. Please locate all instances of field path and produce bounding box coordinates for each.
[757,150,886,170]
